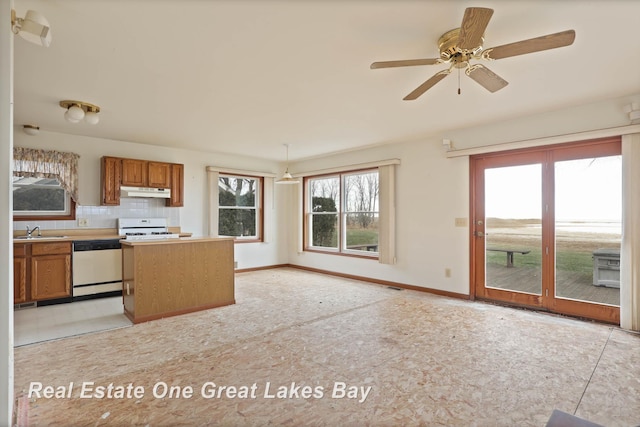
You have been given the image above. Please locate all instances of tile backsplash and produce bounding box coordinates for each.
[13,198,180,232]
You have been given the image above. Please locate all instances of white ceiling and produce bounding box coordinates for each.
[12,1,640,161]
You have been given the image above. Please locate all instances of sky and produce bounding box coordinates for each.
[485,155,622,222]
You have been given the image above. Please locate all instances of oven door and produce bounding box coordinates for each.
[72,240,123,300]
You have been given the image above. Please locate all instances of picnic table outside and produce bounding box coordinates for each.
[487,247,531,267]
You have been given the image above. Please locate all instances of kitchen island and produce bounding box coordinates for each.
[121,237,234,324]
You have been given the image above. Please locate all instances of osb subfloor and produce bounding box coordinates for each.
[13,268,640,426]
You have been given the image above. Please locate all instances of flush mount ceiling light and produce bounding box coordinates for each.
[59,100,101,125]
[23,124,40,136]
[11,9,52,47]
[276,144,299,185]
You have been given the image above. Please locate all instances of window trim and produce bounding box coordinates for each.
[304,168,380,259]
[217,173,264,243]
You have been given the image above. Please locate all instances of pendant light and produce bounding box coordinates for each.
[276,144,298,185]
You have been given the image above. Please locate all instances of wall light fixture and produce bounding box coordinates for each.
[11,9,52,47]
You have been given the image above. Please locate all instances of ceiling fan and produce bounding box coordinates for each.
[370,7,575,100]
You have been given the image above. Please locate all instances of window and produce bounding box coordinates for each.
[13,176,73,218]
[306,169,379,256]
[13,147,79,220]
[218,174,262,241]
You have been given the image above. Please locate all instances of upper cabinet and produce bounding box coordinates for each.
[122,159,172,188]
[169,163,184,207]
[121,159,147,187]
[101,156,184,207]
[101,156,121,205]
[148,162,171,188]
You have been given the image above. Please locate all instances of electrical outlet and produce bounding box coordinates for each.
[445,268,451,278]
[78,218,89,227]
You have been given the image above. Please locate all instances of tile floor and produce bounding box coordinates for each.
[12,268,640,426]
[14,297,132,347]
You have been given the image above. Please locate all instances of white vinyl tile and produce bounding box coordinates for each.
[14,296,132,347]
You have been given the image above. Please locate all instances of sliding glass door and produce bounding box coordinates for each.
[471,139,621,323]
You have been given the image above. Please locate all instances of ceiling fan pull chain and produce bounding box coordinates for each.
[458,67,461,95]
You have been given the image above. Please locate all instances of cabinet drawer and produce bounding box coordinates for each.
[32,241,72,256]
[14,244,28,257]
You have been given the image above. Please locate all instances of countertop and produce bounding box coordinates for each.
[13,228,192,244]
[120,236,233,246]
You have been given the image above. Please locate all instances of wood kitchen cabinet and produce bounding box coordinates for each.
[31,242,72,301]
[148,162,171,188]
[168,163,184,207]
[122,159,171,188]
[101,156,183,206]
[101,156,121,205]
[121,158,147,187]
[13,244,27,304]
[121,238,234,324]
[13,241,72,305]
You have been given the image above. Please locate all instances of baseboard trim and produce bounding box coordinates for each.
[235,264,289,273]
[284,264,470,300]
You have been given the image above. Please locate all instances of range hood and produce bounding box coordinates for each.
[120,186,171,199]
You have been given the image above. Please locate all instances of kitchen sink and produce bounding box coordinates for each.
[14,235,67,240]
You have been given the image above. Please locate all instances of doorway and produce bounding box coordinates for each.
[470,138,621,323]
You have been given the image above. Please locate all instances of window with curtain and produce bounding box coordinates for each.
[305,169,380,257]
[13,147,79,220]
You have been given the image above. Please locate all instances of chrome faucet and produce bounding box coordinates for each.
[26,225,41,237]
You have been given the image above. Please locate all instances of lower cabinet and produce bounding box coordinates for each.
[13,245,27,304]
[13,242,72,304]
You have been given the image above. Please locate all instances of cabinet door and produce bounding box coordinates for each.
[14,256,27,304]
[121,159,147,186]
[101,156,122,205]
[31,254,71,301]
[167,163,184,207]
[148,162,171,188]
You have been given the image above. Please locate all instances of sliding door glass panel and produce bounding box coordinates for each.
[485,164,542,294]
[554,156,622,306]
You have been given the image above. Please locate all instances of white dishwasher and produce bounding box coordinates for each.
[72,239,123,300]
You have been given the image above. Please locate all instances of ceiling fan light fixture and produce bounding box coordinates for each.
[60,100,101,125]
[370,7,576,100]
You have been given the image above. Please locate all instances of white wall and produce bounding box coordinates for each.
[288,139,472,295]
[1,1,14,423]
[284,92,640,295]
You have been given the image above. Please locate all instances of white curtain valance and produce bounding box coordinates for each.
[206,166,276,178]
[445,124,640,158]
[13,147,80,202]
[294,158,400,178]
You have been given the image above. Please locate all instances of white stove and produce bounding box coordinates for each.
[118,218,180,241]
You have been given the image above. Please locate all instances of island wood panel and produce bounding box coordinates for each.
[122,238,234,324]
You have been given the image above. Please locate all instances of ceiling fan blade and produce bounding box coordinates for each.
[370,58,441,69]
[458,7,494,50]
[485,30,576,60]
[403,70,450,100]
[466,65,508,93]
